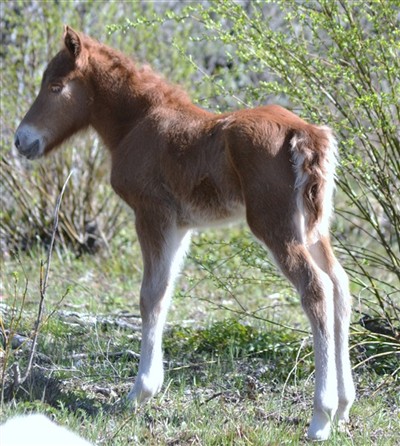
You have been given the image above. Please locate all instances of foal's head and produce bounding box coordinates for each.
[15,26,92,159]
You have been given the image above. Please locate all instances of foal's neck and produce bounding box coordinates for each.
[87,41,206,151]
[87,46,147,149]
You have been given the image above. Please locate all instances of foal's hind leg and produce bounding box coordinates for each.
[247,215,338,440]
[309,238,355,424]
[276,243,337,440]
[128,210,191,402]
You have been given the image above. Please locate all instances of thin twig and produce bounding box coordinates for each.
[17,171,73,388]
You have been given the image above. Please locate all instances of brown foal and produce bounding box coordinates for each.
[15,26,355,440]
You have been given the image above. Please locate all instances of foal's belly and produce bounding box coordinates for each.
[180,199,246,229]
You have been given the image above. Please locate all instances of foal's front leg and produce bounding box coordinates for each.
[128,213,190,402]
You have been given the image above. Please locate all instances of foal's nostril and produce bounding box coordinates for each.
[14,135,21,150]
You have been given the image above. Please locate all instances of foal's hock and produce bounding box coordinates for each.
[15,26,355,441]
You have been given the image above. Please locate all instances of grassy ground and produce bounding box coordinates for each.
[1,228,399,445]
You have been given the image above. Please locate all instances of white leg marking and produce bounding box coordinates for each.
[331,261,355,423]
[128,228,191,402]
[308,242,355,428]
[307,270,338,441]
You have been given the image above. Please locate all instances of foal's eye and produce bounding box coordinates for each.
[50,84,63,93]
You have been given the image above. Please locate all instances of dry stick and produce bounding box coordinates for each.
[0,265,29,406]
[16,171,73,388]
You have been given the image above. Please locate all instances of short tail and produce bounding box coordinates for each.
[290,125,338,242]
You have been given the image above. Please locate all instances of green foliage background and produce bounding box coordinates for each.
[1,0,399,363]
[0,3,399,443]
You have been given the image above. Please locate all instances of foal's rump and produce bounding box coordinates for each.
[222,105,337,244]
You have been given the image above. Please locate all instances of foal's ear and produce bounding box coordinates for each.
[63,25,82,59]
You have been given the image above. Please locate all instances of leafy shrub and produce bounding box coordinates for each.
[152,0,399,348]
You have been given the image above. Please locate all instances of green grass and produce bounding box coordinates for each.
[1,230,399,445]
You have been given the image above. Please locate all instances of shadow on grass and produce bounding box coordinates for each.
[3,366,113,416]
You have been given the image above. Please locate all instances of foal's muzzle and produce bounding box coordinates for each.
[14,136,41,160]
[14,126,45,160]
